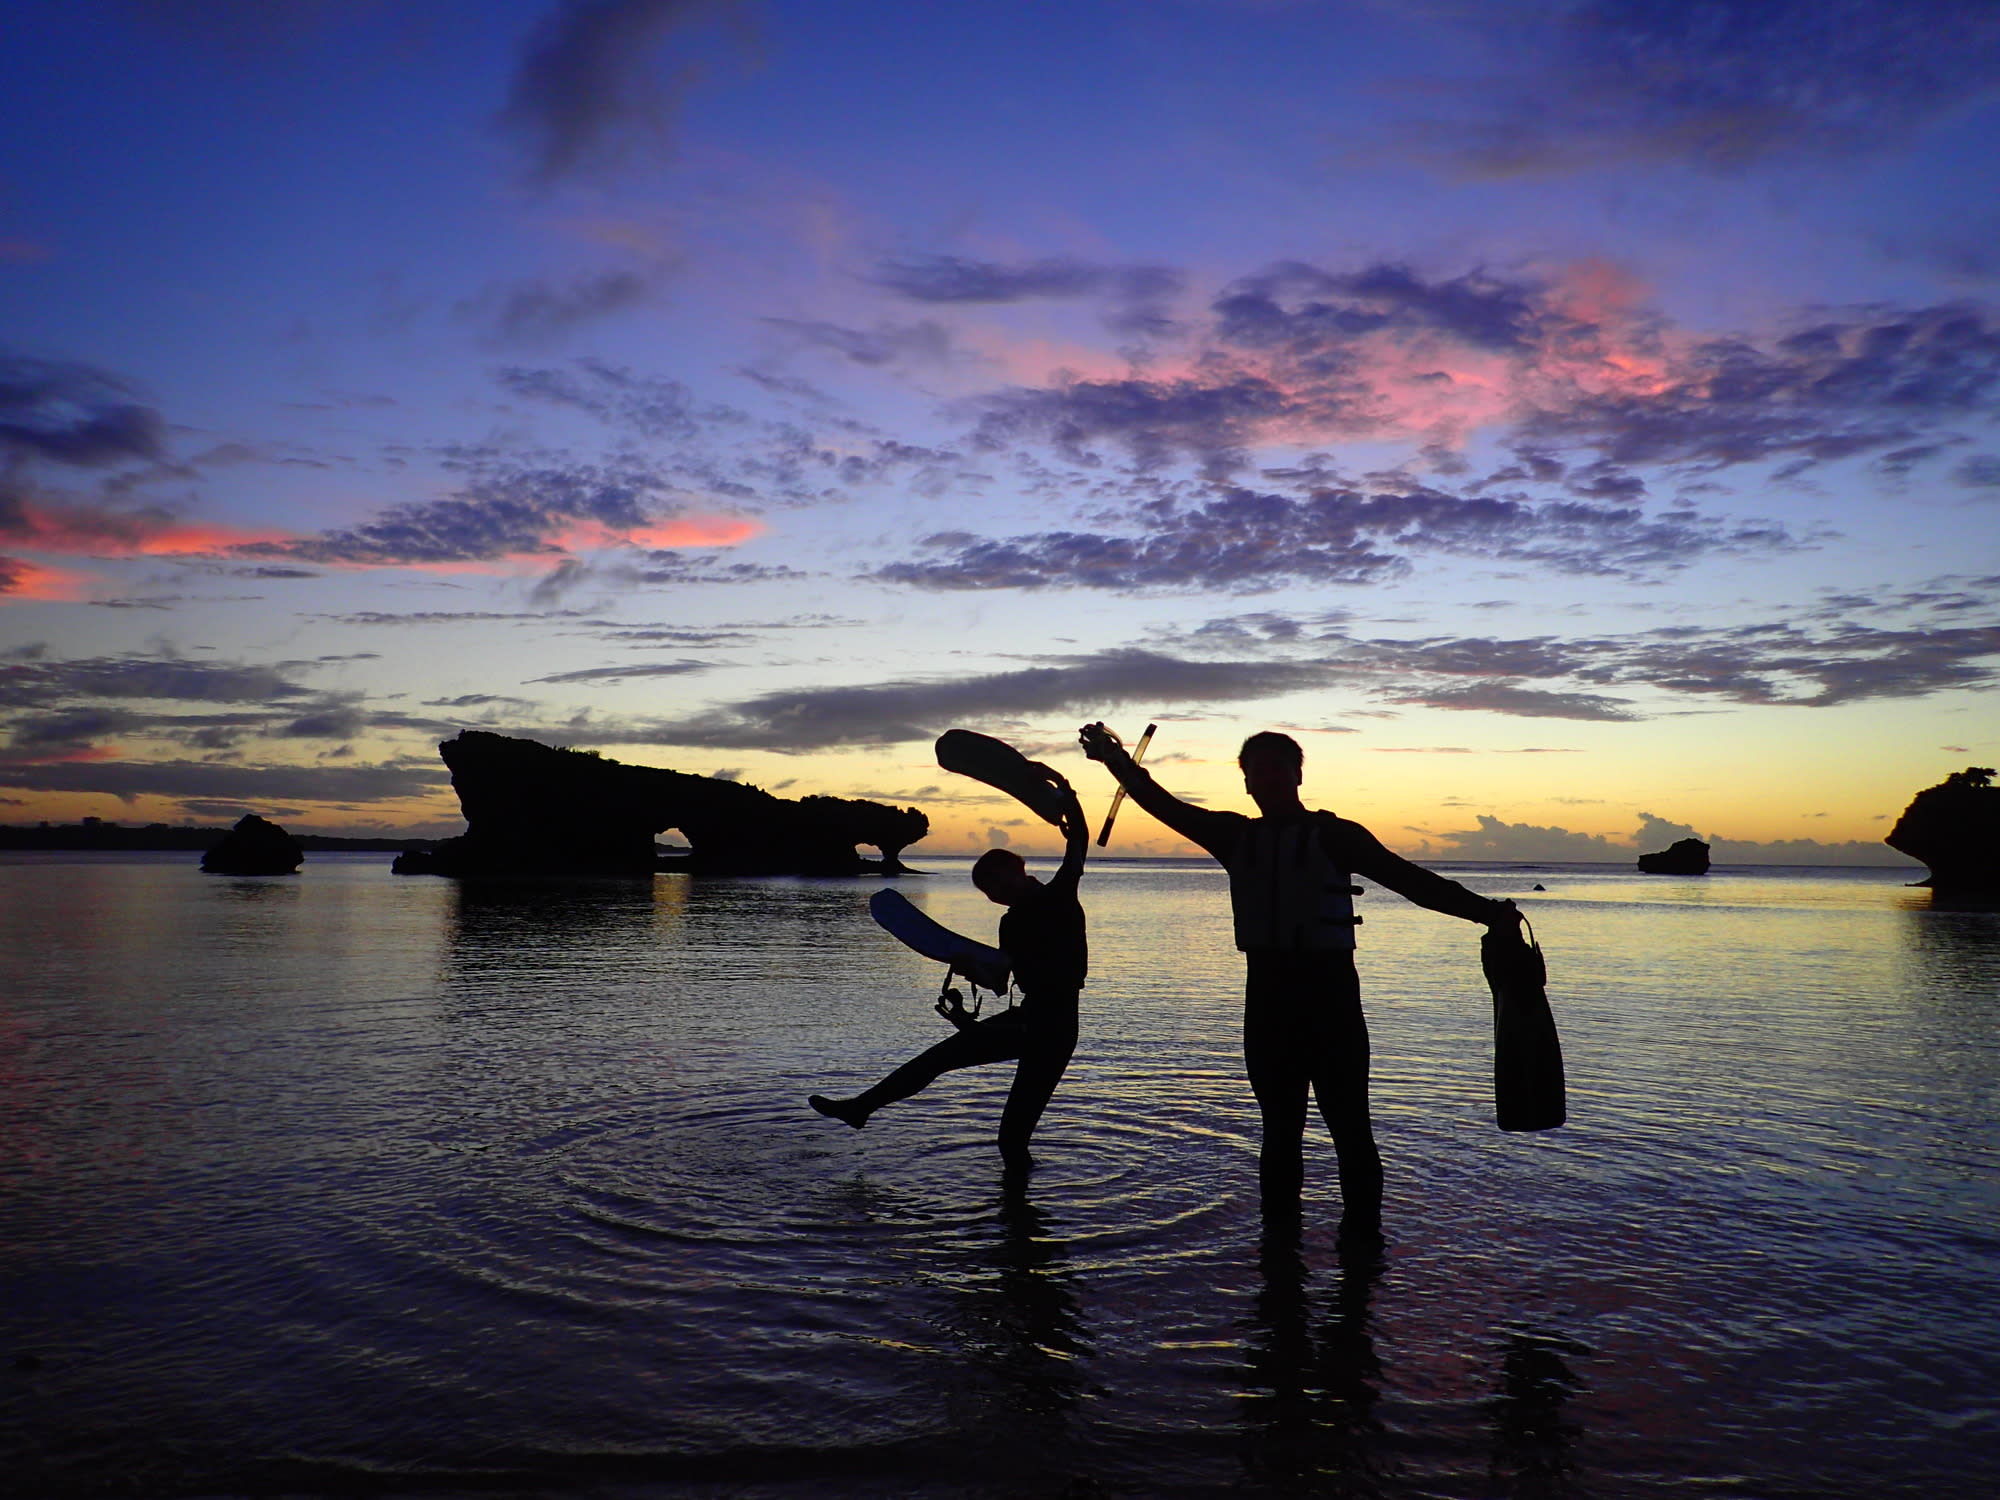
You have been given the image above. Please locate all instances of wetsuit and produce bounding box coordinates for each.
[838,835,1086,1158]
[1096,771,1508,1225]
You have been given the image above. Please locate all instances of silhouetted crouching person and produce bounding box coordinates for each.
[811,777,1088,1172]
[1079,724,1518,1238]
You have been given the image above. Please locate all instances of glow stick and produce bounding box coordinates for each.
[1095,722,1156,847]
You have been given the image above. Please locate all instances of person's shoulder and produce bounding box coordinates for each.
[1310,810,1384,847]
[1203,806,1254,840]
[1017,879,1081,912]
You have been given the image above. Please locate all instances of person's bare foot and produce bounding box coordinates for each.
[809,1094,868,1129]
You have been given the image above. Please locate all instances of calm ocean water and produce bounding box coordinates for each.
[2,851,1996,1499]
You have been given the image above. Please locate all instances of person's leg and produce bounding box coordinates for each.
[995,1001,1078,1170]
[1304,955,1383,1237]
[1243,957,1312,1218]
[810,1014,1023,1127]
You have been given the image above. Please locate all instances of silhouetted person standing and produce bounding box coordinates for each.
[1079,724,1518,1238]
[811,771,1089,1173]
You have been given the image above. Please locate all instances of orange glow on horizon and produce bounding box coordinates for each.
[0,744,120,763]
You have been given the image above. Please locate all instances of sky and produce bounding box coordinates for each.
[4,0,1998,862]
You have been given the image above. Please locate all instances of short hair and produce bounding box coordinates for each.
[971,847,1026,892]
[1237,731,1303,771]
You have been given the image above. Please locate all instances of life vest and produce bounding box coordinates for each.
[1226,813,1362,951]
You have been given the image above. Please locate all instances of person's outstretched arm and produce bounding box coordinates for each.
[1327,817,1522,928]
[1077,722,1232,854]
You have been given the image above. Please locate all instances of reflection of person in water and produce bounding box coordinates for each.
[987,1183,1090,1427]
[810,769,1088,1172]
[1487,1330,1589,1490]
[1241,1229,1385,1487]
[1080,723,1520,1237]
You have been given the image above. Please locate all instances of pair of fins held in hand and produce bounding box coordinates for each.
[867,729,1063,996]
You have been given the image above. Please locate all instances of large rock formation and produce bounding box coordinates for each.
[1885,767,1999,894]
[392,731,929,878]
[200,814,303,875]
[1637,837,1709,875]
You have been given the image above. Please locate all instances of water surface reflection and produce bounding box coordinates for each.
[1239,1231,1387,1494]
[3,856,1997,1499]
[1486,1329,1589,1499]
[931,1185,1095,1488]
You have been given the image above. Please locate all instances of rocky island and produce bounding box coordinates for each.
[200,814,304,875]
[1885,766,1999,895]
[1637,837,1710,875]
[392,730,929,878]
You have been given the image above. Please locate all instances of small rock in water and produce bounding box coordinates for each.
[1637,837,1709,875]
[200,814,303,875]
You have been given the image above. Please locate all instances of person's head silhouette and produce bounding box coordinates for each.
[972,847,1039,905]
[1238,731,1306,815]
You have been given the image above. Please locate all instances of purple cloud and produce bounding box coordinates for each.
[498,359,712,438]
[249,461,689,566]
[1382,681,1640,721]
[630,647,1345,751]
[0,756,446,805]
[871,255,1184,337]
[499,0,741,183]
[765,318,955,369]
[1214,261,1546,354]
[0,354,165,468]
[1391,0,2000,176]
[457,270,653,346]
[527,660,713,684]
[0,654,318,709]
[877,484,1799,593]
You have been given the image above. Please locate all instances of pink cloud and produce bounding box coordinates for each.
[0,555,92,603]
[2,502,296,559]
[553,515,766,551]
[987,259,1698,465]
[4,497,765,581]
[956,324,1144,387]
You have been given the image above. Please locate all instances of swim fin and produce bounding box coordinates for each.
[1484,924,1566,1132]
[935,729,1069,824]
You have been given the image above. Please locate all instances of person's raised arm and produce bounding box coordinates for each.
[1032,764,1090,895]
[1325,817,1521,928]
[1077,721,1231,854]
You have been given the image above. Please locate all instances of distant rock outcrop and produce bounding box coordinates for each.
[1885,767,1999,894]
[392,731,930,878]
[200,814,303,875]
[1637,837,1709,875]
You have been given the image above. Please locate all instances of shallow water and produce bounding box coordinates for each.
[2,853,1996,1498]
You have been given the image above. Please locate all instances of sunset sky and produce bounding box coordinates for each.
[4,0,1997,861]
